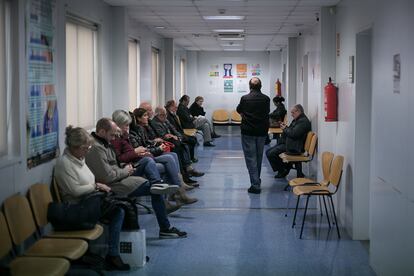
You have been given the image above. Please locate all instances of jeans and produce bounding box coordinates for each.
[241,134,267,188]
[133,156,162,184]
[128,181,170,230]
[154,153,181,187]
[107,207,125,256]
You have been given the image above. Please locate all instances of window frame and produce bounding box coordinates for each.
[128,38,140,111]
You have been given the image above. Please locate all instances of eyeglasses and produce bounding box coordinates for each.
[80,145,92,151]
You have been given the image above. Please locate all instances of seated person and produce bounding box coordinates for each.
[152,106,204,180]
[165,100,198,163]
[112,109,197,205]
[85,118,187,239]
[177,95,215,147]
[269,96,287,127]
[189,96,220,138]
[55,126,130,271]
[265,104,311,178]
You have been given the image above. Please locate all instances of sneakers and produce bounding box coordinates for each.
[248,186,261,194]
[203,142,215,147]
[150,183,179,194]
[159,227,187,239]
[105,255,130,271]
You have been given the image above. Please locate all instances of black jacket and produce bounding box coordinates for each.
[177,103,195,129]
[281,113,311,154]
[270,103,287,122]
[128,125,163,157]
[151,116,182,139]
[189,102,206,117]
[236,89,270,136]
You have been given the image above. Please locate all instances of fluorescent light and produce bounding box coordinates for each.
[203,16,245,20]
[221,44,242,47]
[223,48,243,51]
[219,37,245,41]
[155,26,165,29]
[214,29,245,33]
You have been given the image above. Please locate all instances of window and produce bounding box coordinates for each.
[180,58,186,97]
[151,47,160,106]
[0,0,9,157]
[128,39,140,111]
[66,17,98,129]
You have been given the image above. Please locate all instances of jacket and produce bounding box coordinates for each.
[236,89,270,136]
[282,113,311,154]
[111,133,141,164]
[177,103,195,129]
[85,132,147,196]
[129,125,164,157]
[189,102,206,117]
[151,116,182,139]
[269,103,287,122]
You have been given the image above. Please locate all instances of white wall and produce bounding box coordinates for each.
[185,51,281,119]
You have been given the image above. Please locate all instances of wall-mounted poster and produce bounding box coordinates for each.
[236,64,247,78]
[236,78,248,93]
[209,64,219,77]
[26,0,59,169]
[250,64,261,76]
[393,54,400,93]
[223,63,233,78]
[224,80,233,93]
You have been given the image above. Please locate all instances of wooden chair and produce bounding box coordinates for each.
[292,155,344,239]
[285,151,334,218]
[268,114,287,135]
[3,194,88,260]
[230,110,241,125]
[0,211,70,276]
[279,131,317,177]
[28,183,103,241]
[212,109,230,125]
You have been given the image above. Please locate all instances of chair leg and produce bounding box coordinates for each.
[322,195,331,229]
[296,162,305,178]
[327,199,335,225]
[292,195,301,228]
[300,195,311,239]
[328,195,341,239]
[318,196,323,216]
[283,184,290,191]
[285,186,291,217]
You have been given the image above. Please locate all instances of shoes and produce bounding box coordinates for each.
[105,255,130,271]
[169,188,198,205]
[183,176,198,184]
[150,183,179,194]
[247,186,261,194]
[159,227,187,239]
[164,199,182,214]
[212,133,221,138]
[182,182,194,190]
[191,158,198,163]
[274,169,289,178]
[203,142,215,147]
[188,169,205,177]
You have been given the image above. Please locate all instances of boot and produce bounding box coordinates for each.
[176,187,198,205]
[164,199,181,214]
[178,173,194,190]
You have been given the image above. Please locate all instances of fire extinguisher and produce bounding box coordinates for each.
[275,78,282,96]
[324,77,338,122]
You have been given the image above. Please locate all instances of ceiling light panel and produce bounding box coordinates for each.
[213,29,244,33]
[203,16,245,20]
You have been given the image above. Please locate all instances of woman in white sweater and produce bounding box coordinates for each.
[55,126,130,271]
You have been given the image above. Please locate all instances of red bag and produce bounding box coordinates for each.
[162,141,175,152]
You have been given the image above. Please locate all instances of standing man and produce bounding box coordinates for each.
[237,77,270,194]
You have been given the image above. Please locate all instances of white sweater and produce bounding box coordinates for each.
[55,148,96,203]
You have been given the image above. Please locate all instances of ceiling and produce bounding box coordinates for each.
[103,0,340,51]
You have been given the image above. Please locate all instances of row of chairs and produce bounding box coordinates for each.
[0,183,104,275]
[286,151,344,239]
[212,109,241,125]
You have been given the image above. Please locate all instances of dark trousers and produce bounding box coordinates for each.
[266,143,288,172]
[183,135,197,159]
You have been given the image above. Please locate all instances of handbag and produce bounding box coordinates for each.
[101,194,140,230]
[47,192,104,231]
[162,141,175,153]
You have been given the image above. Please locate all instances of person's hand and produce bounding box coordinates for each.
[164,134,174,139]
[171,135,178,140]
[134,146,147,155]
[96,182,111,193]
[159,143,167,151]
[280,122,287,130]
[125,164,134,175]
[154,138,164,143]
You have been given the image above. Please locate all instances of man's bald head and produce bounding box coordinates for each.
[249,77,262,91]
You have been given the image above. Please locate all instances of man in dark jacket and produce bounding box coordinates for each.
[236,77,270,194]
[266,104,311,178]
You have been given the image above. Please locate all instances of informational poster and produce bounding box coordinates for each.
[393,54,400,94]
[235,78,248,93]
[223,63,233,78]
[224,80,233,93]
[209,64,219,77]
[26,0,59,169]
[236,64,247,78]
[250,64,261,76]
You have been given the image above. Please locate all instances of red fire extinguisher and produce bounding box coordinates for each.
[324,77,338,122]
[275,78,282,96]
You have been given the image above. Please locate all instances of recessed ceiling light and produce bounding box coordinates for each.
[219,37,245,41]
[223,48,243,51]
[203,16,245,20]
[213,29,245,33]
[221,44,242,47]
[155,26,166,29]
